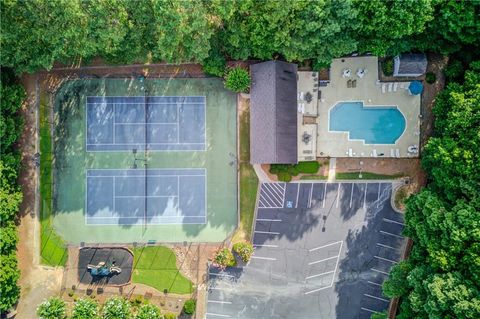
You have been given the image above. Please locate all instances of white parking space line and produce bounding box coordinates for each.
[377,243,398,250]
[209,273,235,278]
[379,230,405,239]
[206,313,231,318]
[323,183,327,208]
[374,256,398,264]
[329,241,343,286]
[308,255,339,265]
[371,268,389,275]
[364,294,389,302]
[376,183,381,208]
[266,184,282,197]
[261,188,280,207]
[363,183,368,209]
[295,183,300,208]
[309,241,343,252]
[304,285,331,295]
[251,256,277,261]
[305,270,335,280]
[254,230,280,235]
[335,183,341,208]
[208,300,233,304]
[281,183,286,207]
[383,218,405,226]
[361,307,380,314]
[308,183,314,208]
[253,244,278,248]
[367,281,382,287]
[349,183,354,208]
[257,219,282,222]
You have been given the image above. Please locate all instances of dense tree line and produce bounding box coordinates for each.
[0,69,25,313]
[1,0,479,73]
[383,62,480,318]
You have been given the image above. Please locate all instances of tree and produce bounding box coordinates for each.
[0,81,25,153]
[102,297,131,319]
[183,299,196,315]
[0,221,18,255]
[36,297,66,319]
[135,303,162,319]
[214,248,236,269]
[0,253,20,313]
[72,298,100,319]
[224,67,250,93]
[232,242,254,262]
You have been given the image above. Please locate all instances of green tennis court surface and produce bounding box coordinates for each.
[52,78,237,243]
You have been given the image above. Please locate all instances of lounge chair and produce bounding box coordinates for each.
[348,148,353,157]
[371,149,377,157]
[395,149,400,157]
[393,83,398,92]
[347,79,352,88]
[382,84,386,93]
[352,80,357,88]
[388,83,393,92]
[390,149,395,157]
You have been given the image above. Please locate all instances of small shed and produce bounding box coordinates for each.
[250,61,298,164]
[393,53,427,77]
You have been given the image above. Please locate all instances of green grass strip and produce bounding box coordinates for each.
[132,246,193,295]
[39,93,68,267]
[239,163,258,240]
[335,172,404,180]
[300,174,328,180]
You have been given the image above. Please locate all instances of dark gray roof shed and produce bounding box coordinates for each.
[394,53,428,77]
[250,61,298,164]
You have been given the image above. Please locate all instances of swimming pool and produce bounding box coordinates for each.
[329,101,406,144]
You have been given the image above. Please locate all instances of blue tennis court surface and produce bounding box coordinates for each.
[86,96,206,151]
[86,169,206,225]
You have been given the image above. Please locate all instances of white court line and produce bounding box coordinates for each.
[367,281,382,287]
[322,183,327,208]
[256,219,282,222]
[206,313,231,318]
[112,177,116,214]
[308,183,313,208]
[309,241,343,252]
[377,243,398,250]
[304,285,331,295]
[254,231,280,235]
[115,195,178,198]
[335,183,341,208]
[295,183,300,208]
[305,270,335,279]
[376,183,381,208]
[374,256,398,264]
[383,218,405,226]
[208,300,232,304]
[364,294,389,302]
[363,183,368,209]
[371,268,389,275]
[253,244,278,248]
[209,273,235,278]
[379,230,405,239]
[251,256,276,261]
[361,307,379,314]
[349,183,354,208]
[308,255,339,265]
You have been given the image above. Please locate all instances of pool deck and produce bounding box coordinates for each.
[298,56,421,159]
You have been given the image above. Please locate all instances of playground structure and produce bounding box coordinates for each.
[87,261,121,276]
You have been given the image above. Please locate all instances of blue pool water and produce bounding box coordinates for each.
[329,101,406,144]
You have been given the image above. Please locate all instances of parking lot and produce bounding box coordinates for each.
[206,181,407,319]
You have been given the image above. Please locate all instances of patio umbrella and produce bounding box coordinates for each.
[409,80,423,95]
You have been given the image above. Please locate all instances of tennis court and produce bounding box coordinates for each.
[86,96,206,151]
[86,169,206,225]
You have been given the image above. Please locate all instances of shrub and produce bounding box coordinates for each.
[37,297,67,319]
[382,57,394,76]
[183,299,196,315]
[135,303,162,319]
[214,248,236,269]
[425,72,436,84]
[163,313,177,319]
[72,298,99,319]
[444,59,464,82]
[224,67,250,93]
[232,242,254,262]
[202,51,226,77]
[295,161,320,174]
[270,161,320,181]
[277,172,292,182]
[102,297,131,319]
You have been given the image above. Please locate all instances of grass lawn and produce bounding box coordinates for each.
[300,174,328,180]
[132,246,193,295]
[39,93,68,267]
[335,172,404,180]
[232,107,259,242]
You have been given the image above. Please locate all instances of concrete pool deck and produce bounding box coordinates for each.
[315,56,420,158]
